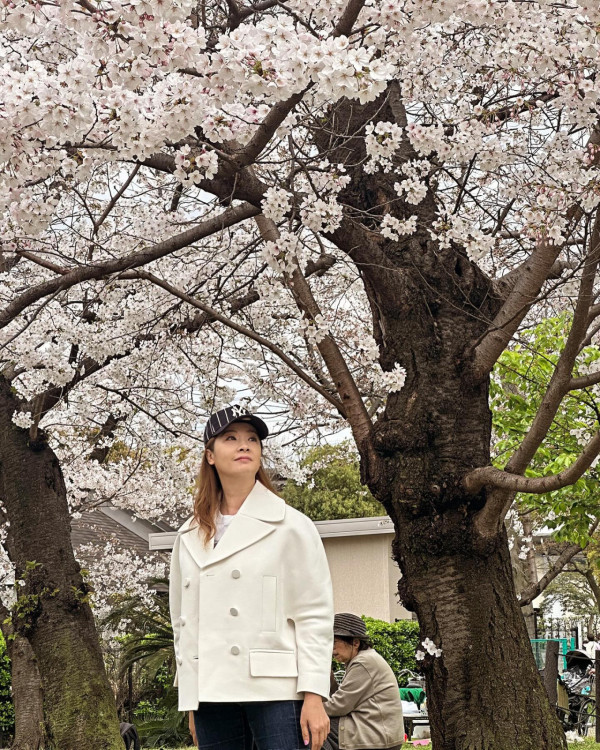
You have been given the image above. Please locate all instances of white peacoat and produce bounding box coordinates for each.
[169,480,334,711]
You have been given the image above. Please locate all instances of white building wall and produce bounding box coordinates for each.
[321,533,412,622]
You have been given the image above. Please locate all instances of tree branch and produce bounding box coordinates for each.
[495,259,577,298]
[94,164,141,235]
[16,251,68,275]
[569,370,600,391]
[465,431,600,494]
[233,0,366,169]
[472,240,563,379]
[518,537,591,607]
[127,269,348,415]
[333,0,366,37]
[254,214,373,446]
[87,413,122,464]
[504,210,600,475]
[473,126,600,380]
[0,202,260,330]
[472,210,600,541]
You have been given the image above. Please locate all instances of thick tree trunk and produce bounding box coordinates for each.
[361,292,566,749]
[391,518,563,750]
[0,379,123,749]
[361,320,566,749]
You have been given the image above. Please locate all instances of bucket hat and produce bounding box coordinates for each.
[333,613,369,640]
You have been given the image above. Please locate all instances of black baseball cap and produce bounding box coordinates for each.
[203,405,269,444]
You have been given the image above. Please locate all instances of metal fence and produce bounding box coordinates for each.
[538,616,587,648]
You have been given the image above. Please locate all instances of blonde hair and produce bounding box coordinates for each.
[192,437,278,544]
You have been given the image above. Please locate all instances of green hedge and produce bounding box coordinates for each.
[362,617,421,686]
[0,633,14,739]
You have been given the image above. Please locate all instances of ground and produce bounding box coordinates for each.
[169,742,600,750]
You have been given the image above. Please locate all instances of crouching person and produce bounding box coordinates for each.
[323,614,404,750]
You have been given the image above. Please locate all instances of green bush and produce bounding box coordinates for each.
[362,617,421,686]
[0,632,14,740]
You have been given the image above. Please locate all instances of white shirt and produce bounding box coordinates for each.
[585,641,600,658]
[214,513,234,545]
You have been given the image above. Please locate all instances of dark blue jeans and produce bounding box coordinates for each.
[193,700,305,750]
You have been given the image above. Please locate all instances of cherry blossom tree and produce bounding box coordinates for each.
[4,0,600,748]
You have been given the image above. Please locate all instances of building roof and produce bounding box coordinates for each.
[71,505,172,558]
[147,515,394,551]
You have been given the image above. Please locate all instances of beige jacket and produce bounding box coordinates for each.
[324,649,404,750]
[169,481,334,710]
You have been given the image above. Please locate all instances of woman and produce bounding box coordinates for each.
[169,405,334,750]
[323,613,404,750]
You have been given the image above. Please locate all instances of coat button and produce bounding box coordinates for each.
[184,578,190,588]
[180,616,186,626]
[231,569,241,579]
[177,657,183,665]
[230,607,239,616]
[230,645,240,655]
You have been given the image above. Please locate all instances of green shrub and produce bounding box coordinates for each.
[0,632,14,740]
[362,617,421,686]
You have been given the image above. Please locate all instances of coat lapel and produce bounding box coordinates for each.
[179,481,286,569]
[179,520,212,569]
[204,514,275,567]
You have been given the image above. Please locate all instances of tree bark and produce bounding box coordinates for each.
[0,378,123,749]
[0,600,47,750]
[584,568,600,614]
[543,641,559,707]
[8,635,46,750]
[361,272,566,748]
[386,504,564,750]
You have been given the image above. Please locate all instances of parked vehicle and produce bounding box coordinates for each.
[557,650,596,737]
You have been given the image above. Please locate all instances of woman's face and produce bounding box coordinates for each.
[205,422,262,481]
[333,637,360,665]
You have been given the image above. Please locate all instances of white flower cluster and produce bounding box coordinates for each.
[298,314,329,346]
[380,214,418,241]
[11,410,33,429]
[262,232,304,276]
[395,178,428,206]
[364,121,405,173]
[262,187,292,223]
[300,197,343,234]
[379,364,407,393]
[518,536,532,560]
[415,637,442,661]
[429,213,494,262]
[77,541,167,621]
[173,145,218,187]
[570,427,593,447]
[302,161,351,197]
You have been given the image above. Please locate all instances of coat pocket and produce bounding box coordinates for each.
[249,650,298,678]
[261,575,277,631]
